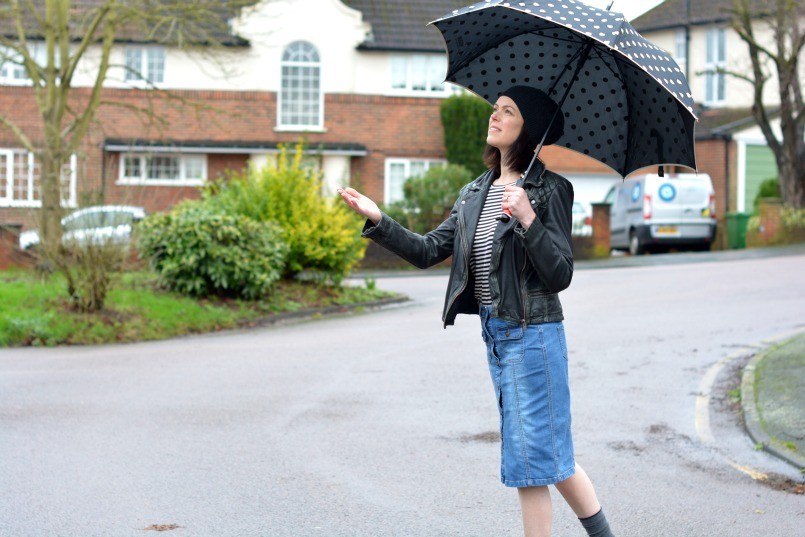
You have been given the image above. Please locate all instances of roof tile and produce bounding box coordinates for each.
[631,0,776,32]
[342,0,468,52]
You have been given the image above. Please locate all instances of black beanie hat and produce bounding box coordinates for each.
[500,86,564,146]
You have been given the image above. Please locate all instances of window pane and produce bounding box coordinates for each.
[123,156,141,178]
[280,43,321,127]
[183,155,205,180]
[125,48,141,81]
[391,57,407,89]
[388,163,407,203]
[147,48,165,83]
[146,156,179,180]
[675,30,686,61]
[410,57,427,91]
[410,161,427,178]
[0,46,29,81]
[428,57,445,91]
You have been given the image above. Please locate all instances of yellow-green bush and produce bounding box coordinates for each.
[203,143,366,282]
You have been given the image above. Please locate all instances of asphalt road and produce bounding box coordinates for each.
[1,248,804,536]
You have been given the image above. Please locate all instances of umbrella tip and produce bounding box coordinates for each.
[606,1,615,10]
[658,166,665,177]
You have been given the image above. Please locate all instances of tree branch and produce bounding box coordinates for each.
[62,2,114,87]
[63,13,116,156]
[0,113,36,153]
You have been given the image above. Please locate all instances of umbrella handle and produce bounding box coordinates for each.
[498,41,595,224]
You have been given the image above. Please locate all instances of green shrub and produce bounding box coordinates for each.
[391,163,473,234]
[753,178,781,214]
[441,94,492,175]
[203,143,366,282]
[136,201,288,299]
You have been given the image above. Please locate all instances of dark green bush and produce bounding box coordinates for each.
[389,163,473,234]
[137,201,288,299]
[203,143,366,282]
[441,94,492,175]
[753,177,781,214]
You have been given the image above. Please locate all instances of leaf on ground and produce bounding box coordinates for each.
[141,524,183,532]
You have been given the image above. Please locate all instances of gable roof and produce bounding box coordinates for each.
[631,0,775,32]
[693,105,782,140]
[341,0,468,52]
[0,0,252,47]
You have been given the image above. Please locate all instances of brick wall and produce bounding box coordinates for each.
[0,87,453,224]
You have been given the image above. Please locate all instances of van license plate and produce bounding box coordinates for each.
[656,226,679,236]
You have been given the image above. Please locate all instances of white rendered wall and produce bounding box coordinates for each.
[640,24,782,109]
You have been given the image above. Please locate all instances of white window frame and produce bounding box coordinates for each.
[124,46,166,86]
[383,158,446,204]
[117,153,207,186]
[0,149,77,208]
[0,46,29,85]
[0,42,54,86]
[278,41,324,131]
[389,54,455,97]
[704,28,726,106]
[673,29,687,76]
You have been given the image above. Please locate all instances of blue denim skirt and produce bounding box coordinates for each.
[480,306,576,487]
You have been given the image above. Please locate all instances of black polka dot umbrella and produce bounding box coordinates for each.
[430,0,698,177]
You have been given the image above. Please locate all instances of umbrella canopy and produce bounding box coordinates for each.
[430,0,698,177]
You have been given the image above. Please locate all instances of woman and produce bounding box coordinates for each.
[337,86,615,537]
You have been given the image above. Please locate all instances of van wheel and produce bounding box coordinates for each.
[629,231,644,255]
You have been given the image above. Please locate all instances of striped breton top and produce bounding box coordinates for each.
[470,183,511,305]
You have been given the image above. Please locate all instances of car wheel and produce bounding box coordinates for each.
[629,230,644,256]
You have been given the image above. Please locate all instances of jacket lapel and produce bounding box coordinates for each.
[459,170,493,248]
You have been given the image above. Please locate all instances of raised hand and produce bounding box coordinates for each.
[336,187,382,225]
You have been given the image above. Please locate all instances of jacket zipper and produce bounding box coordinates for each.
[519,243,528,330]
[444,202,471,326]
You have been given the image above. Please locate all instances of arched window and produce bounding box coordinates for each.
[279,41,322,129]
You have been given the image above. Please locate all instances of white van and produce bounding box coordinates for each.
[604,173,717,255]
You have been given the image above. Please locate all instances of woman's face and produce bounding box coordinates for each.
[487,95,524,155]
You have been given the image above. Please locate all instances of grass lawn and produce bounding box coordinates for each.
[0,269,402,347]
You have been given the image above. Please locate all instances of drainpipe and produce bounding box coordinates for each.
[101,147,107,203]
[723,134,731,214]
[685,0,691,82]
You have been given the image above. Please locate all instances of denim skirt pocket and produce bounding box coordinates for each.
[495,325,525,365]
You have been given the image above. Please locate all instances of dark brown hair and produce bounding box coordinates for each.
[483,128,536,176]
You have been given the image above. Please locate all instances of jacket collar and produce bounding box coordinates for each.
[522,157,547,187]
[474,157,547,191]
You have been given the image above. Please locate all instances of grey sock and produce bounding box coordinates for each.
[579,508,615,537]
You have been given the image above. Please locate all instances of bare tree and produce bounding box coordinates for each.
[726,0,804,209]
[0,0,253,310]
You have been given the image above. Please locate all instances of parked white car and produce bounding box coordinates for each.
[19,205,147,250]
[604,173,716,255]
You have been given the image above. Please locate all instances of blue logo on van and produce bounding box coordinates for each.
[631,183,641,202]
[658,183,676,202]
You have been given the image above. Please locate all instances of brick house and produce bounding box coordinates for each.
[631,0,791,218]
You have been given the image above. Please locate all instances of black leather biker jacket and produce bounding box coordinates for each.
[362,159,574,328]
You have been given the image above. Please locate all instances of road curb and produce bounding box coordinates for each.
[243,295,410,328]
[741,334,805,471]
